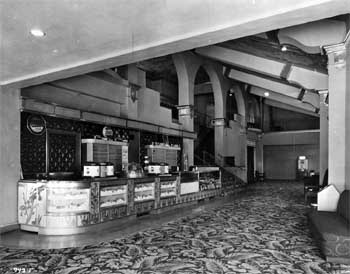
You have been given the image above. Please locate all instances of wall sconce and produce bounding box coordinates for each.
[129,83,141,102]
[177,105,194,118]
[211,117,226,127]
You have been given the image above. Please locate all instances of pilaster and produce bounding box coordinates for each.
[324,35,350,191]
[318,90,328,186]
[0,86,21,230]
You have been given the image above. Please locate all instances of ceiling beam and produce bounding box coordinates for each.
[265,99,319,117]
[197,45,328,90]
[196,46,285,79]
[250,85,318,114]
[227,68,301,98]
[287,65,328,90]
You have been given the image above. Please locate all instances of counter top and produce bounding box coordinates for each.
[19,170,219,184]
[19,175,173,184]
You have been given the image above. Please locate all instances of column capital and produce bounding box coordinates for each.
[324,31,349,68]
[324,43,346,55]
[318,90,328,106]
[318,90,328,95]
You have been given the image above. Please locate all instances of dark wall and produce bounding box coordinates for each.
[264,144,319,180]
[21,111,181,178]
[268,107,319,131]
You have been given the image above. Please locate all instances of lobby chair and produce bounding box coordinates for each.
[304,174,320,204]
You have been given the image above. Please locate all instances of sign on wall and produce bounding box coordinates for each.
[27,115,46,135]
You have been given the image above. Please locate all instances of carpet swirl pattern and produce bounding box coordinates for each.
[1,182,349,274]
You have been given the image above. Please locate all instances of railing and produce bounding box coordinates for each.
[194,150,247,192]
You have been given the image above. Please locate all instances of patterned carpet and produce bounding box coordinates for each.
[1,182,350,274]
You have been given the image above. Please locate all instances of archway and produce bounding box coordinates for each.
[172,52,228,167]
[193,66,215,165]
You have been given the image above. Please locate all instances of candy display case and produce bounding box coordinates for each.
[134,182,155,202]
[180,172,199,195]
[47,187,90,213]
[18,170,222,235]
[100,185,127,208]
[160,180,177,198]
[197,167,221,191]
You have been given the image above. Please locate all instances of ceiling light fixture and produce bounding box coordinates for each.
[30,28,46,37]
[264,92,270,97]
[281,45,288,52]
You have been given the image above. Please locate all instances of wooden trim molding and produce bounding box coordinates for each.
[20,98,197,139]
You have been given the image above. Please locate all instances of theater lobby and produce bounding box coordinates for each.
[1,1,350,273]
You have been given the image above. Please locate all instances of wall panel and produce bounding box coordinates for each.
[264,144,319,180]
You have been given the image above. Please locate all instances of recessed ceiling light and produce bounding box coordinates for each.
[264,92,270,97]
[281,45,288,52]
[30,28,46,37]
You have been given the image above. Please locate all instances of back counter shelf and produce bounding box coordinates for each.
[18,169,222,235]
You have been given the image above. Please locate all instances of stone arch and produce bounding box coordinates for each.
[229,82,246,119]
[172,52,202,167]
[172,52,202,110]
[195,61,230,165]
[247,95,261,126]
[200,62,227,121]
[173,52,243,167]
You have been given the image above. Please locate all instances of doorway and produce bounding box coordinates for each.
[247,146,255,183]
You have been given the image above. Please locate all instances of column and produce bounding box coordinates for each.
[318,90,328,186]
[183,138,194,168]
[324,39,350,192]
[172,52,201,166]
[0,87,21,232]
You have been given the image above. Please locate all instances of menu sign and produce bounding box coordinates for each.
[27,115,46,135]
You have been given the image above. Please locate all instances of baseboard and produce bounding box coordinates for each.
[0,223,19,234]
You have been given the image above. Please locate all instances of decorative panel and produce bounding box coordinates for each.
[127,180,134,215]
[100,205,127,222]
[21,113,46,176]
[21,112,132,179]
[160,197,177,208]
[48,131,79,173]
[90,181,100,224]
[134,200,155,214]
[18,182,46,226]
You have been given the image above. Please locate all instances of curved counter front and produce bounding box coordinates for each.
[18,171,222,235]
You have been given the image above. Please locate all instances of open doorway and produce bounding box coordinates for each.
[247,146,255,183]
[194,67,215,165]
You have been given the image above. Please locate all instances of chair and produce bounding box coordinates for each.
[304,174,320,203]
[255,171,265,182]
[304,170,328,204]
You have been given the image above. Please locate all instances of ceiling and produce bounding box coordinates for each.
[1,0,349,88]
[136,31,330,84]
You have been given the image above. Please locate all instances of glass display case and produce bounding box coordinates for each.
[180,171,199,195]
[160,180,177,198]
[199,169,221,191]
[47,188,90,213]
[100,185,128,208]
[134,182,155,202]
